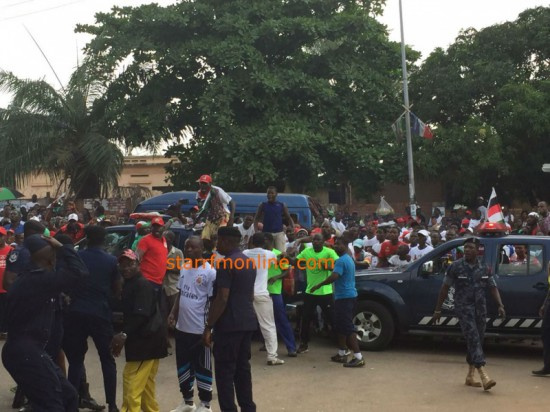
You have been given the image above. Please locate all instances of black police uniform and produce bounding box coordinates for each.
[444,257,496,367]
[540,292,550,372]
[2,244,88,411]
[212,248,257,412]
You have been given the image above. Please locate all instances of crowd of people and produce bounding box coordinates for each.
[0,180,549,411]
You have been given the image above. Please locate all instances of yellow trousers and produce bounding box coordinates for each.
[121,359,160,412]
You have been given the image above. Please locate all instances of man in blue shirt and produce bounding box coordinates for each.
[254,186,295,252]
[63,225,121,412]
[310,237,364,368]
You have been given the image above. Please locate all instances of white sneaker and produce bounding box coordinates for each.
[267,358,285,366]
[170,402,196,412]
[196,405,212,412]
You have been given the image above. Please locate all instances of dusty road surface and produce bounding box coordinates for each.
[1,336,549,412]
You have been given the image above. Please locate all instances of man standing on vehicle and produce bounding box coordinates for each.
[196,175,235,242]
[254,186,295,252]
[433,237,506,391]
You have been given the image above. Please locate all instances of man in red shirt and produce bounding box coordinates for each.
[377,227,406,268]
[59,213,85,244]
[136,217,168,296]
[0,227,13,338]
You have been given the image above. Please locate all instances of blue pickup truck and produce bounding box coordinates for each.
[352,234,549,351]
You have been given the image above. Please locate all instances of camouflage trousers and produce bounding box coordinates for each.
[456,304,487,367]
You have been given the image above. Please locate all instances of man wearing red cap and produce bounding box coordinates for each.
[195,175,235,242]
[136,217,169,295]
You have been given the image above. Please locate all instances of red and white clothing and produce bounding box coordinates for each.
[138,234,168,285]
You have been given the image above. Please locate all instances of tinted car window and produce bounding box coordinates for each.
[498,244,543,276]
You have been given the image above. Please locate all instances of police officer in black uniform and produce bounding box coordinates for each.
[433,237,505,391]
[532,281,550,375]
[2,234,88,411]
[202,226,257,412]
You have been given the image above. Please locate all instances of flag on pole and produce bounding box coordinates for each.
[410,113,434,139]
[391,112,406,140]
[391,112,434,140]
[487,187,505,223]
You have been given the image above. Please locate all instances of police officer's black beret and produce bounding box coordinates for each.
[24,234,50,254]
[463,236,480,245]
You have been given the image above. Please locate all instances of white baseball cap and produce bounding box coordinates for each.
[68,213,79,222]
[418,229,430,237]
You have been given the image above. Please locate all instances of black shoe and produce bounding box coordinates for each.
[343,357,365,368]
[287,351,298,357]
[108,405,119,412]
[296,344,309,354]
[331,354,348,363]
[79,397,106,411]
[532,368,550,376]
[18,403,32,412]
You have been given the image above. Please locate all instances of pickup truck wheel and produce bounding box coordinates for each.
[353,301,395,351]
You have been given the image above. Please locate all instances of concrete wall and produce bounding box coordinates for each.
[16,155,177,198]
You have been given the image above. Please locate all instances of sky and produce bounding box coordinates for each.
[0,0,547,110]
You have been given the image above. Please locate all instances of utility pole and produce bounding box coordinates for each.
[398,0,416,217]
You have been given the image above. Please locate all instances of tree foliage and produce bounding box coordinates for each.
[411,6,550,205]
[0,66,124,198]
[78,0,415,194]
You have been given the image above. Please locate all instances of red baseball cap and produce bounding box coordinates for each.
[118,249,137,262]
[151,217,164,226]
[461,218,470,225]
[396,217,405,223]
[196,175,212,184]
[190,205,200,212]
[0,227,7,236]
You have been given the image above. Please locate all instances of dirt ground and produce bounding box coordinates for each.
[1,336,549,412]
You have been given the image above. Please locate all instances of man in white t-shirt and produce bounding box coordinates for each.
[25,194,39,212]
[388,245,411,268]
[236,215,255,250]
[168,237,216,412]
[243,233,284,366]
[409,230,434,261]
[331,213,346,235]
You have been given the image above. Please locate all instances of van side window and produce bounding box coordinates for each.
[497,244,543,276]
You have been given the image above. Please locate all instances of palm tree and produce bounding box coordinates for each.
[0,65,124,199]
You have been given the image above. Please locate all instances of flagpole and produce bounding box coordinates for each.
[399,0,416,216]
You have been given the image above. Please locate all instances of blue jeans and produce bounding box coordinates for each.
[271,294,296,353]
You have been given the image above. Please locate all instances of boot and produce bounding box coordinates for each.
[477,366,496,391]
[79,382,106,411]
[465,365,482,387]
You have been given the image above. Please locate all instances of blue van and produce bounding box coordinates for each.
[133,191,321,229]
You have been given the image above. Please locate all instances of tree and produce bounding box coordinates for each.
[0,65,124,199]
[77,0,415,196]
[410,6,550,204]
